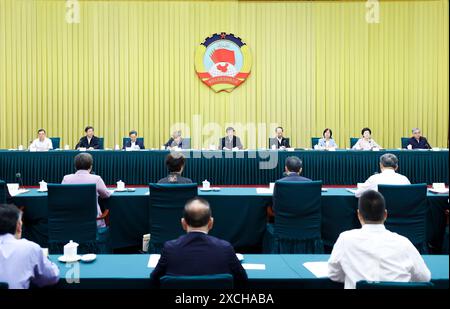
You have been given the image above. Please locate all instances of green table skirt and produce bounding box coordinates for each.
[14,188,449,253]
[1,149,448,185]
[47,254,448,289]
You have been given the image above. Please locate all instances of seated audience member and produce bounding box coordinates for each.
[158,152,192,184]
[123,130,145,149]
[29,129,53,151]
[352,127,381,150]
[75,126,100,150]
[219,127,243,150]
[354,153,410,198]
[328,190,431,289]
[61,153,111,227]
[407,128,431,149]
[0,204,60,289]
[278,156,311,182]
[150,197,248,287]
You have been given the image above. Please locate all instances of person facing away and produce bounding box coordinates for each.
[123,130,145,150]
[269,126,290,149]
[316,128,338,149]
[407,128,431,149]
[75,126,100,150]
[328,190,431,289]
[164,130,184,149]
[29,128,53,151]
[157,152,192,184]
[352,127,381,150]
[0,204,60,289]
[150,197,248,287]
[354,153,410,198]
[61,153,111,227]
[219,127,243,150]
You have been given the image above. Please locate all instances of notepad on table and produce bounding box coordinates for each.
[242,263,266,270]
[147,254,161,268]
[303,262,329,278]
[256,188,273,194]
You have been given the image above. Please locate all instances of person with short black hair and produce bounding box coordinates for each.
[219,127,243,150]
[0,204,60,289]
[269,126,290,149]
[278,156,311,182]
[123,130,145,149]
[62,153,111,227]
[316,128,338,149]
[150,197,248,287]
[158,152,192,184]
[352,127,381,150]
[328,190,431,289]
[75,126,101,150]
[354,153,410,197]
[29,128,53,151]
[407,128,431,149]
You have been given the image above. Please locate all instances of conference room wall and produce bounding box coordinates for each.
[0,0,448,149]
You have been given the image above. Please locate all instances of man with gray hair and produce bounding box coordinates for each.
[164,130,184,149]
[406,128,431,149]
[354,153,410,198]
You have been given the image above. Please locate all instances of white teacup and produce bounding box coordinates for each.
[116,180,125,191]
[18,145,24,150]
[39,180,47,191]
[269,182,275,191]
[202,180,210,190]
[64,145,70,150]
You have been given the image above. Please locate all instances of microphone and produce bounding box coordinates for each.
[15,172,23,189]
[424,138,432,150]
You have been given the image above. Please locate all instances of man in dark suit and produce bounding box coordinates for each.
[123,130,145,149]
[164,130,184,149]
[150,197,248,287]
[219,127,243,150]
[269,127,290,149]
[158,152,192,184]
[75,126,101,150]
[407,128,431,149]
[267,156,311,220]
[278,156,311,182]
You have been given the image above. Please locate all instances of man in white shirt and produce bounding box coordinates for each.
[0,204,60,289]
[354,153,410,198]
[328,190,431,289]
[29,129,53,151]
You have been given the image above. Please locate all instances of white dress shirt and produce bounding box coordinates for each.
[354,169,411,197]
[29,138,53,151]
[0,233,60,289]
[328,224,431,289]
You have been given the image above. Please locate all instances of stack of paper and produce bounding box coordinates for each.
[256,188,273,194]
[242,263,266,270]
[303,262,329,278]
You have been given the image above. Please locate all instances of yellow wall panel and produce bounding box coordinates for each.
[0,0,448,149]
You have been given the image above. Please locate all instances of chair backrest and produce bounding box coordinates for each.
[182,137,191,149]
[98,137,104,149]
[160,274,234,289]
[350,137,359,148]
[122,137,144,148]
[268,138,290,148]
[401,137,410,149]
[148,183,198,251]
[0,180,7,204]
[47,184,98,245]
[311,137,320,148]
[378,184,428,250]
[49,137,60,149]
[356,280,434,289]
[273,181,322,239]
[0,282,8,289]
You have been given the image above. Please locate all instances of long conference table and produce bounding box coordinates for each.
[1,149,448,186]
[48,254,449,289]
[14,188,449,253]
